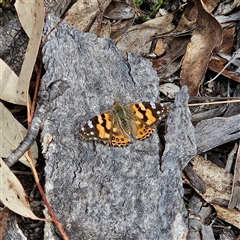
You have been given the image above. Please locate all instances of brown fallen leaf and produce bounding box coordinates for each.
[170,2,197,36]
[153,39,167,56]
[208,58,240,83]
[180,0,223,96]
[205,27,236,83]
[203,0,221,12]
[65,0,111,33]
[157,58,182,80]
[215,0,240,15]
[116,13,175,55]
[104,1,135,20]
[65,0,99,31]
[90,19,112,38]
[151,37,189,74]
[104,1,135,39]
[214,27,235,55]
[111,18,135,40]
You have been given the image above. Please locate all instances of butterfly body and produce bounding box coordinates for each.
[79,100,170,147]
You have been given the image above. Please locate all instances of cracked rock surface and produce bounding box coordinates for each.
[41,15,196,239]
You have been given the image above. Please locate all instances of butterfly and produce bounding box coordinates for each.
[79,100,170,147]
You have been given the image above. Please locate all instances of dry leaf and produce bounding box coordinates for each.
[0,158,44,220]
[203,0,221,12]
[116,13,175,55]
[151,37,189,74]
[159,83,180,99]
[154,39,167,56]
[180,0,223,96]
[110,17,135,40]
[172,0,220,35]
[171,2,197,35]
[0,59,26,105]
[104,1,135,39]
[90,19,112,38]
[0,102,38,167]
[157,59,182,80]
[104,2,135,20]
[14,0,44,103]
[65,0,111,32]
[214,27,235,55]
[208,58,240,83]
[65,0,100,31]
[65,0,135,38]
[215,0,240,15]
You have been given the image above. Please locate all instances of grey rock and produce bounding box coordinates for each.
[41,15,195,240]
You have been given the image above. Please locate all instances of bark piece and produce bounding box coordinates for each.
[195,114,240,154]
[0,14,28,75]
[41,15,196,239]
[159,86,197,239]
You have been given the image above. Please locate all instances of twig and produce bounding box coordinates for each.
[4,80,70,167]
[188,99,240,107]
[27,150,70,240]
[205,49,240,85]
[30,51,42,121]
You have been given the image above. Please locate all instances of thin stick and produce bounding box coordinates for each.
[30,52,42,120]
[27,151,70,240]
[25,60,70,239]
[188,99,240,107]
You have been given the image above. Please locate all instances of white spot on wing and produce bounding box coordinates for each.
[88,120,94,128]
[90,132,94,135]
[81,127,85,131]
[150,102,156,109]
